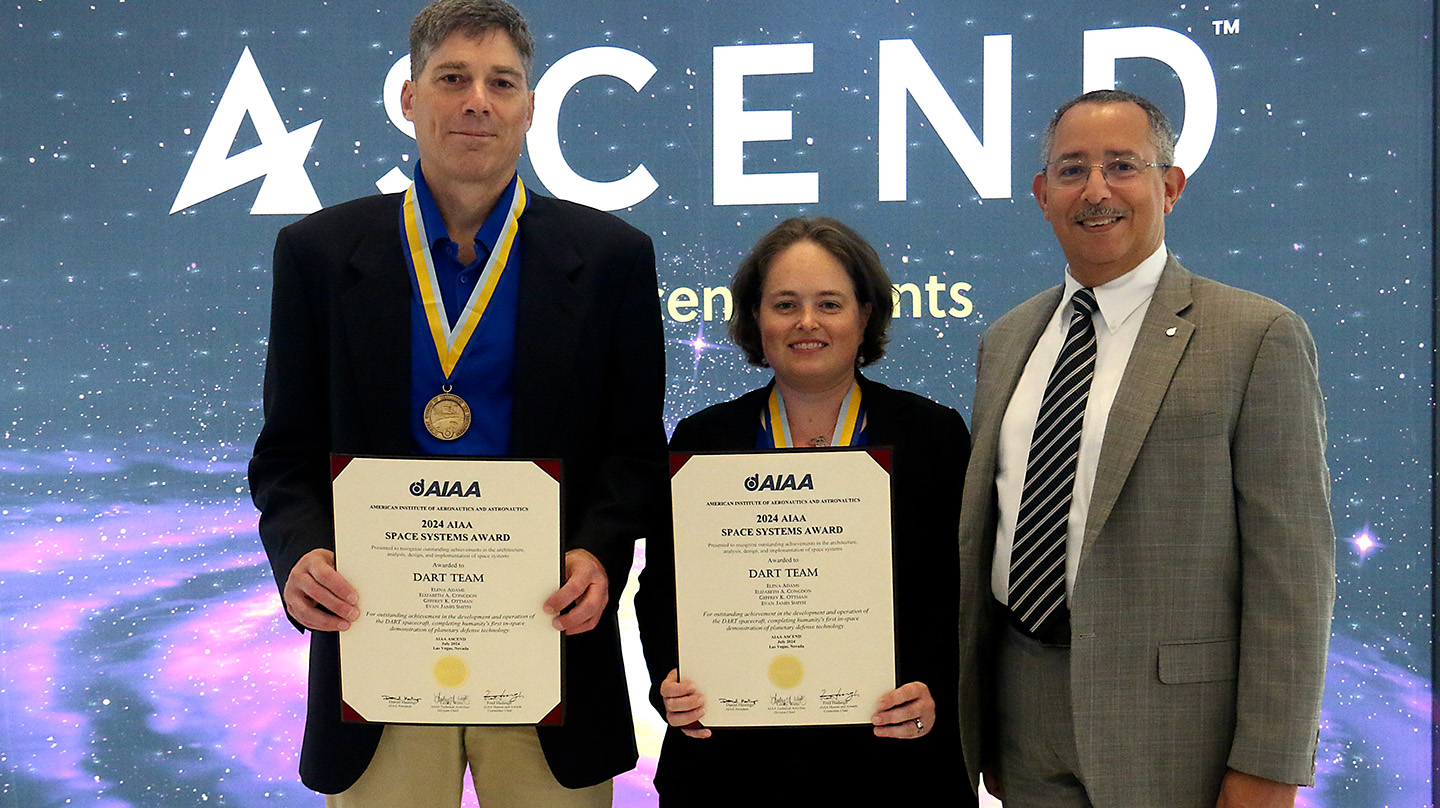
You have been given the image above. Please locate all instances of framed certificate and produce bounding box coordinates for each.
[330,455,562,725]
[669,448,896,727]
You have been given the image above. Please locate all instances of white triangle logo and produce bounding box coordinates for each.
[171,47,322,215]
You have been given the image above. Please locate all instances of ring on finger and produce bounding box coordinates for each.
[913,717,924,733]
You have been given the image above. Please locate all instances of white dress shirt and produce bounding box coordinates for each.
[990,244,1168,604]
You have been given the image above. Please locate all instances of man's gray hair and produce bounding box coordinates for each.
[1039,89,1177,169]
[410,0,535,85]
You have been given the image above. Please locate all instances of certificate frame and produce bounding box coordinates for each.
[669,447,898,728]
[330,454,565,726]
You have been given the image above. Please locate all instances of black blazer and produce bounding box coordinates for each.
[634,374,974,803]
[249,190,668,793]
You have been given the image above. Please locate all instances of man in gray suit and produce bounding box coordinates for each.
[956,90,1334,807]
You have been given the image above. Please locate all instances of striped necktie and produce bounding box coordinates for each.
[1008,287,1098,641]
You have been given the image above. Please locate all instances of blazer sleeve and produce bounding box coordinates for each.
[885,395,970,744]
[249,224,336,632]
[633,415,707,716]
[1226,309,1335,785]
[561,230,669,594]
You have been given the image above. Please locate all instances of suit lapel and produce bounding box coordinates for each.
[340,199,412,454]
[973,288,1063,472]
[511,195,585,456]
[956,288,1060,638]
[1081,256,1195,555]
[961,287,1062,555]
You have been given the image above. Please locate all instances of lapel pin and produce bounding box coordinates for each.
[1165,326,1178,337]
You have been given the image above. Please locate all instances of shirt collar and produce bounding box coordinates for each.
[1062,242,1167,335]
[412,162,520,258]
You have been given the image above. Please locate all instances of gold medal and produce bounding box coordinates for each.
[423,392,471,441]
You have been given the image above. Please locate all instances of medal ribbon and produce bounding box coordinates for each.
[402,176,527,378]
[762,381,863,448]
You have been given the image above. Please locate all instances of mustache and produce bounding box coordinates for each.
[1072,205,1127,223]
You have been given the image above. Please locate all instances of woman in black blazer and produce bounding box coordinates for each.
[635,217,974,805]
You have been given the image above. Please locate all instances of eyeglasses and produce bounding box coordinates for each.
[1043,157,1167,186]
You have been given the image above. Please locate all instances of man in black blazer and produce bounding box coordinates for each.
[248,1,666,804]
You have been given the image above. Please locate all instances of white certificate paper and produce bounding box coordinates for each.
[670,449,895,727]
[331,455,561,725]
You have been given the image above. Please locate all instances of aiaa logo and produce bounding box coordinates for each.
[170,48,322,215]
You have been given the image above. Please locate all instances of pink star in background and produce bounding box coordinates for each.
[1349,524,1381,560]
[684,331,712,355]
[677,319,732,382]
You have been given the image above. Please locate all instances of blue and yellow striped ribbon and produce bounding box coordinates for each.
[402,177,527,378]
[763,381,863,448]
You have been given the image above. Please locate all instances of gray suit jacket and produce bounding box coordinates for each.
[956,255,1334,806]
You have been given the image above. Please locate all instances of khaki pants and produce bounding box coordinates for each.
[326,725,612,808]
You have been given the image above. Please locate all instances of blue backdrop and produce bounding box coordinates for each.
[1,1,1432,806]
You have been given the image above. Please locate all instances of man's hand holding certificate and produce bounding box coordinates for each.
[330,456,562,725]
